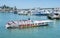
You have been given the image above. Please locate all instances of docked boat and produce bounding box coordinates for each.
[32,12,49,16]
[18,11,28,15]
[47,13,60,19]
[5,20,52,29]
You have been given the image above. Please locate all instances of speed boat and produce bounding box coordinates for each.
[5,20,53,29]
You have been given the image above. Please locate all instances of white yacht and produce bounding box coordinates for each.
[47,13,60,19]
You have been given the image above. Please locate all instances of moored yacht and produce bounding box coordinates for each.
[32,12,49,16]
[47,13,60,19]
[18,11,28,15]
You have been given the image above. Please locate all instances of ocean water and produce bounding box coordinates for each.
[0,13,60,38]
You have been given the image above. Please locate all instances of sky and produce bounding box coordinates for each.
[0,0,60,9]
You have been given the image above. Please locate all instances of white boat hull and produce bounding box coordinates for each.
[5,20,52,29]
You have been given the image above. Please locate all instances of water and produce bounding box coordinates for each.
[0,13,60,38]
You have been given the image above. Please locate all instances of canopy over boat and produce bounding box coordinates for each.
[34,20,53,23]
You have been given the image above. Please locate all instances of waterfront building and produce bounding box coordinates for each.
[0,5,13,13]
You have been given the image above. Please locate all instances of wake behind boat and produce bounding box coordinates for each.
[5,20,53,29]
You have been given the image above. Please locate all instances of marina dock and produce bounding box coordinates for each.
[0,5,60,15]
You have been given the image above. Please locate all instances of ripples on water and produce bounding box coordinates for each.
[0,13,60,38]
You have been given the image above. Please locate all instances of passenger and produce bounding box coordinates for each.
[28,18,30,20]
[12,21,16,24]
[8,23,11,25]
